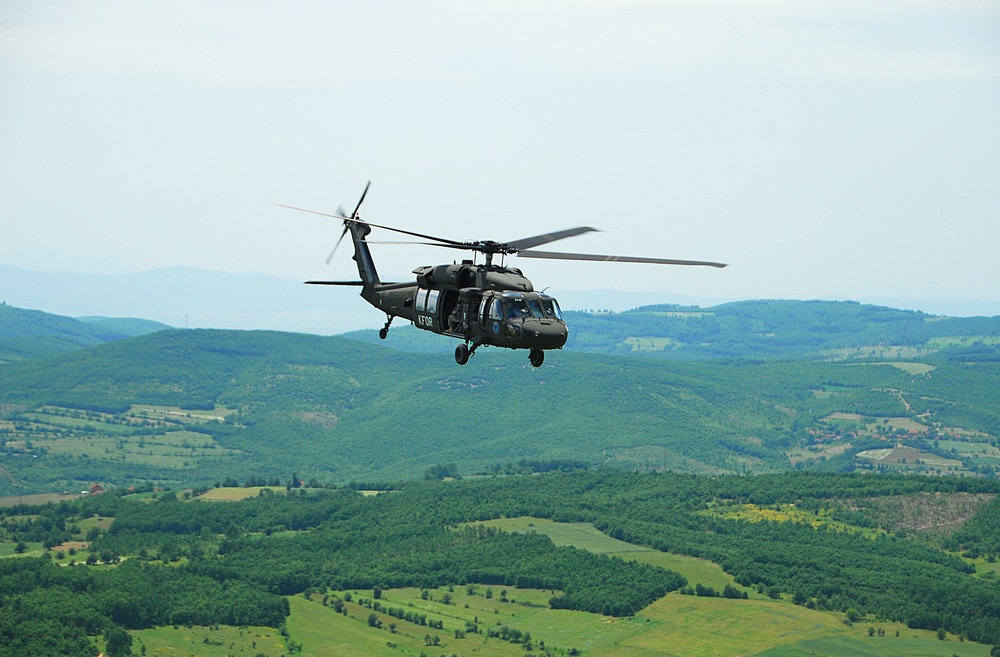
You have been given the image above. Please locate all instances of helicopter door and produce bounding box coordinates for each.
[484,295,504,339]
[413,288,441,332]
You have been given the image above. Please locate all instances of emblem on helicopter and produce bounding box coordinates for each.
[276,181,726,367]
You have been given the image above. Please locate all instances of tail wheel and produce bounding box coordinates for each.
[529,349,544,367]
[455,343,470,365]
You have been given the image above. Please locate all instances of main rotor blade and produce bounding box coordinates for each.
[354,220,469,247]
[272,203,351,221]
[366,240,470,250]
[517,250,728,268]
[274,202,466,247]
[350,180,371,219]
[507,226,600,251]
[305,280,366,286]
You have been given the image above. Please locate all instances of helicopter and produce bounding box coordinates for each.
[277,182,726,367]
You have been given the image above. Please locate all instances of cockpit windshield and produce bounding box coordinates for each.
[500,292,564,321]
[505,296,530,319]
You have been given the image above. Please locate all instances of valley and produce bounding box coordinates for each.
[2,299,999,656]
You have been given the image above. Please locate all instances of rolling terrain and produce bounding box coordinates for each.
[0,300,998,495]
[5,471,1000,657]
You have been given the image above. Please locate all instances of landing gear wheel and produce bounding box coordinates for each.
[379,315,393,340]
[455,343,470,365]
[529,349,545,368]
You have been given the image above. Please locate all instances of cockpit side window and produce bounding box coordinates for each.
[488,298,503,321]
[541,297,564,321]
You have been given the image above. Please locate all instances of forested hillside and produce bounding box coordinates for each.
[0,304,168,363]
[0,324,998,495]
[5,471,1000,656]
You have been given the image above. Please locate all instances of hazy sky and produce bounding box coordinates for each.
[2,1,999,309]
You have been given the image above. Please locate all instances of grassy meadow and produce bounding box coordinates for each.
[470,516,747,595]
[132,624,288,657]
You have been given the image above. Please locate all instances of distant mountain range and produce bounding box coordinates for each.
[0,264,376,335]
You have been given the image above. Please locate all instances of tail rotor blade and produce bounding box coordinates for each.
[351,180,371,219]
[325,225,350,265]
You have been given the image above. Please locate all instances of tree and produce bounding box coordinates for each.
[105,626,133,657]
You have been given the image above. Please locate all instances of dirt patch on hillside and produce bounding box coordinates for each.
[849,492,995,536]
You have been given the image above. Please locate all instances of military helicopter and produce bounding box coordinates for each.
[277,182,726,367]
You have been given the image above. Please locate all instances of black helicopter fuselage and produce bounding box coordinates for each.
[347,221,567,363]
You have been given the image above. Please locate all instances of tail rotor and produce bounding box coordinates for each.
[323,181,371,266]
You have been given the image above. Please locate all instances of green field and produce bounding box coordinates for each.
[292,586,613,657]
[195,486,286,501]
[3,404,245,471]
[133,624,287,657]
[623,336,682,352]
[470,516,746,594]
[287,584,975,657]
[615,594,846,657]
[758,630,992,657]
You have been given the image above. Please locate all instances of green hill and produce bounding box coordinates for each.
[343,299,1000,361]
[0,326,998,495]
[76,315,173,337]
[559,299,1000,360]
[0,303,128,363]
[0,304,171,364]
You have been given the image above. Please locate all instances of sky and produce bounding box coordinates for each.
[2,1,999,318]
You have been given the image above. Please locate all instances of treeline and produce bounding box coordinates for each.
[947,495,1000,557]
[0,557,287,657]
[100,491,684,616]
[482,458,592,475]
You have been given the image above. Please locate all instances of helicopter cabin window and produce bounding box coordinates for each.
[425,289,440,314]
[415,288,429,312]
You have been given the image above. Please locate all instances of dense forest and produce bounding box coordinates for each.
[5,471,1000,656]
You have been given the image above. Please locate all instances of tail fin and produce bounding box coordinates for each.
[348,220,380,288]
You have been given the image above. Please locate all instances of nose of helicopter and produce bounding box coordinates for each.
[522,320,568,349]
